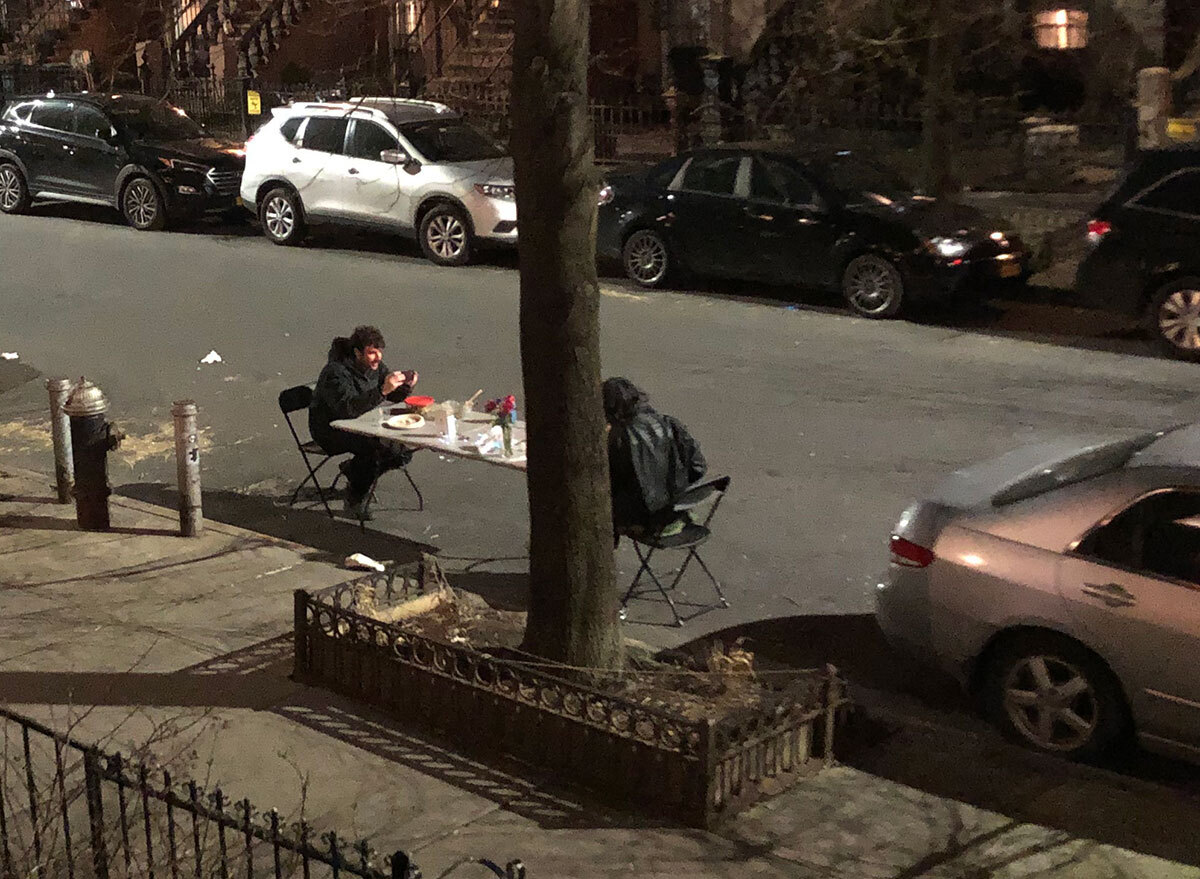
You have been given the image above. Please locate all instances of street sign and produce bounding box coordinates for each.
[246,90,261,116]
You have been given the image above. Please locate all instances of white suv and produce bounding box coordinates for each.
[240,97,516,265]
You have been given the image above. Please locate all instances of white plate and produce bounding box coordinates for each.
[384,413,425,430]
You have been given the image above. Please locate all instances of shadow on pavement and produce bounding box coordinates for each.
[115,482,434,566]
[684,614,1200,867]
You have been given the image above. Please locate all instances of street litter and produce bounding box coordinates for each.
[344,552,386,572]
[0,353,17,360]
[199,350,223,364]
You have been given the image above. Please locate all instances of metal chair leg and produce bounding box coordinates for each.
[691,550,729,608]
[292,455,337,518]
[621,543,656,607]
[401,466,424,511]
[631,543,684,627]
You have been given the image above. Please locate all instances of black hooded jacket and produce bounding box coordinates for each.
[309,337,411,450]
[608,402,707,532]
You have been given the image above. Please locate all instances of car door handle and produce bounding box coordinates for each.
[291,157,301,164]
[1081,582,1137,608]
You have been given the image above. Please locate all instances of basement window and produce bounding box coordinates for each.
[1034,9,1088,50]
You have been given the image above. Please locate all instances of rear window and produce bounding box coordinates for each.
[279,117,302,143]
[991,433,1161,506]
[2,102,32,122]
[299,116,348,153]
[1130,168,1200,219]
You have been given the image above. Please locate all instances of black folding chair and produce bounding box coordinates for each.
[618,475,732,627]
[279,384,345,518]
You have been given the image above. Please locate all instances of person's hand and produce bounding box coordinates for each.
[382,371,406,395]
[401,369,418,387]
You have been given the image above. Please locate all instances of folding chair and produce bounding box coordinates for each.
[618,475,732,627]
[279,384,345,518]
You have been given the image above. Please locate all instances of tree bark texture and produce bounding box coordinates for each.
[511,0,623,668]
[919,0,955,196]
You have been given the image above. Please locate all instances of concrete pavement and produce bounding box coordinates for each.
[3,464,1200,878]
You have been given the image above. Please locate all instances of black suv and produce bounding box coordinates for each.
[1076,147,1200,360]
[0,93,244,230]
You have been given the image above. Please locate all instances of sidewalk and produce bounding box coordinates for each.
[1,464,1198,878]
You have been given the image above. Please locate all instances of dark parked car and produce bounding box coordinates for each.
[1075,147,1200,361]
[0,93,244,231]
[597,146,1029,317]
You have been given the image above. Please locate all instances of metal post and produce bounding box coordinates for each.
[46,377,74,503]
[83,749,111,879]
[172,400,203,537]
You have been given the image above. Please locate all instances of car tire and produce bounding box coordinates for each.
[622,229,671,288]
[0,163,30,215]
[419,204,473,266]
[1148,277,1200,362]
[983,631,1130,762]
[842,253,904,318]
[121,177,167,231]
[260,187,306,246]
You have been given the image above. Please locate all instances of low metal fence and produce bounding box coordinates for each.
[0,706,525,879]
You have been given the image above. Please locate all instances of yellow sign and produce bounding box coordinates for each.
[1168,117,1199,142]
[246,90,261,116]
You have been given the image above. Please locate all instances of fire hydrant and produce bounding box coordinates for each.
[63,378,123,531]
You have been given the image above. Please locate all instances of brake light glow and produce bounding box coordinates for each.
[598,184,614,206]
[890,535,935,568]
[1086,219,1112,246]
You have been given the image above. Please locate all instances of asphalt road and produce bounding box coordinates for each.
[1,202,1199,641]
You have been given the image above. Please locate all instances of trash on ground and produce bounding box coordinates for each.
[199,350,223,364]
[344,552,386,572]
[0,353,17,360]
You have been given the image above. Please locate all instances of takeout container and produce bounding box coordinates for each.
[404,395,435,414]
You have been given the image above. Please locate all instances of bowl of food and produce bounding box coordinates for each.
[404,395,435,414]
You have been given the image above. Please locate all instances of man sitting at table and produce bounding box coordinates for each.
[309,325,419,519]
[602,377,707,543]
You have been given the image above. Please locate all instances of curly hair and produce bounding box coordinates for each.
[602,377,648,425]
[349,325,386,352]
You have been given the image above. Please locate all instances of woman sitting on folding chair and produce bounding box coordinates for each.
[602,377,707,544]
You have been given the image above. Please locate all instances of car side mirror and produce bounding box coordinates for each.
[380,148,408,165]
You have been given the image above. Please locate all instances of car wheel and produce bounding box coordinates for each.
[121,177,167,231]
[420,204,473,266]
[984,632,1129,761]
[842,254,904,318]
[623,229,670,288]
[0,163,30,215]
[1148,278,1200,362]
[260,188,306,246]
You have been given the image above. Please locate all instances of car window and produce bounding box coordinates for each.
[678,154,741,196]
[3,102,33,123]
[751,156,816,205]
[1075,489,1200,584]
[1132,169,1200,219]
[279,117,302,143]
[73,105,112,140]
[398,118,504,162]
[108,100,204,139]
[346,120,398,161]
[646,156,685,189]
[298,116,348,154]
[28,101,73,132]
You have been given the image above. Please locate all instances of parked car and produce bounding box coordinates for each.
[1075,147,1200,361]
[875,423,1200,764]
[596,146,1029,317]
[0,93,244,230]
[240,97,516,265]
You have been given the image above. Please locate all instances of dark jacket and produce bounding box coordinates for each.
[608,403,707,533]
[309,337,411,450]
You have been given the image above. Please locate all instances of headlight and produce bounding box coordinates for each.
[158,157,210,175]
[929,236,968,259]
[474,183,515,201]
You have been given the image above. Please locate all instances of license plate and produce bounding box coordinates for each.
[998,261,1021,278]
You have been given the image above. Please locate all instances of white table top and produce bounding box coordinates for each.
[330,404,528,472]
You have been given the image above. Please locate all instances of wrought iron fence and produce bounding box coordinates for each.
[165,76,247,138]
[0,706,525,879]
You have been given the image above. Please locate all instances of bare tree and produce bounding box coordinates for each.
[510,0,622,668]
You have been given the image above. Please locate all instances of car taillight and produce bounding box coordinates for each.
[890,535,935,568]
[597,184,614,206]
[1086,219,1112,246]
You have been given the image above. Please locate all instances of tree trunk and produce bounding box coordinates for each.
[511,0,623,668]
[919,0,954,196]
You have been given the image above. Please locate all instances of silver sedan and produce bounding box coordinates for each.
[876,423,1200,763]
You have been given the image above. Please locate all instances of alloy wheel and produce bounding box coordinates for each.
[1157,288,1200,352]
[426,213,466,261]
[845,258,900,315]
[124,180,158,228]
[1002,654,1099,753]
[0,167,21,212]
[264,196,295,241]
[625,232,667,286]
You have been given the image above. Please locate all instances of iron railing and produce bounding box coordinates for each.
[0,705,526,879]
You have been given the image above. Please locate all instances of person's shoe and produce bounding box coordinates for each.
[343,495,373,521]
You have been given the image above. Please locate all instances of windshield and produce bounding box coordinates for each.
[820,156,914,204]
[399,119,505,162]
[109,101,205,140]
